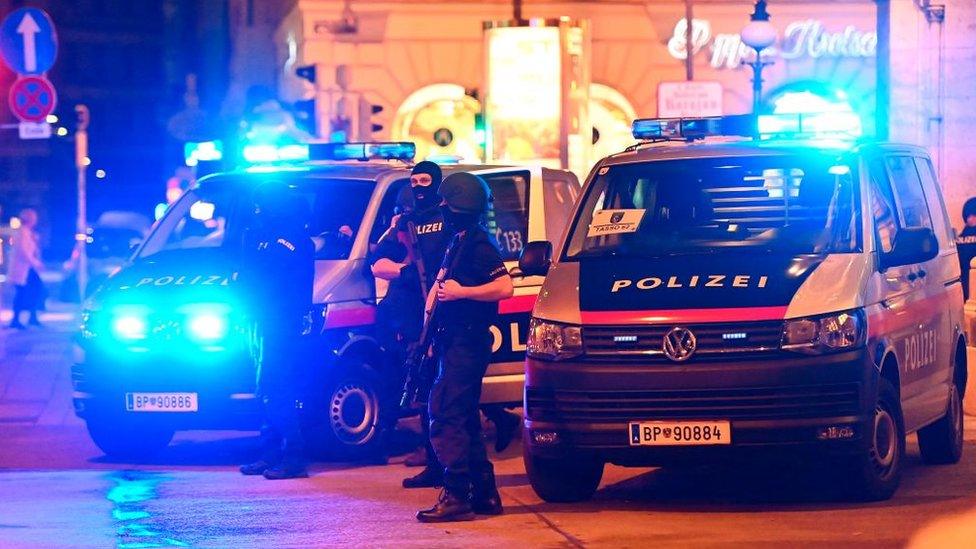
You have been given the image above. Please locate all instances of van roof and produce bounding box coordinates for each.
[197,162,516,188]
[601,138,929,167]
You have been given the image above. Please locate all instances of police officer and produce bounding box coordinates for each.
[417,172,514,523]
[957,197,976,300]
[239,185,315,480]
[370,161,451,487]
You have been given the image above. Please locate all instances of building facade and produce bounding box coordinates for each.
[271,0,975,229]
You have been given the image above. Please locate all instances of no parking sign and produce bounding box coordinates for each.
[8,75,56,123]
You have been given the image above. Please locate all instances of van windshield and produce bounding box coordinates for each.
[564,154,860,259]
[137,176,375,260]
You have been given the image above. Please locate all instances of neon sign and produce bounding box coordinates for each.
[668,18,877,70]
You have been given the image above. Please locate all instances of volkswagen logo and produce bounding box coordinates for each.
[662,327,697,362]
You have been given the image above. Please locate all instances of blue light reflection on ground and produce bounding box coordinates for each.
[105,471,189,548]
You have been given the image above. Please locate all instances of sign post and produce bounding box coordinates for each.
[1,7,58,140]
[75,105,89,301]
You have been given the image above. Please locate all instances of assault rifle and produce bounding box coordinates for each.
[399,230,464,409]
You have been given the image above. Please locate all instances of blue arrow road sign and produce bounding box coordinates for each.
[0,8,58,75]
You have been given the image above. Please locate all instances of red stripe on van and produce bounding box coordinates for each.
[325,305,376,329]
[580,306,788,325]
[499,294,537,315]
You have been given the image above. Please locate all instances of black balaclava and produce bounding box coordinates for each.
[410,161,442,211]
[438,172,490,232]
[963,197,976,222]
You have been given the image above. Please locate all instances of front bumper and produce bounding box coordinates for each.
[72,339,262,430]
[524,348,876,466]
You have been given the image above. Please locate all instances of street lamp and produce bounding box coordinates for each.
[740,0,777,115]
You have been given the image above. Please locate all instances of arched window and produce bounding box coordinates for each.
[391,84,482,163]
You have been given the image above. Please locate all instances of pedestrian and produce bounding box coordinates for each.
[957,197,976,301]
[370,161,451,487]
[417,172,513,523]
[239,185,315,480]
[7,208,46,330]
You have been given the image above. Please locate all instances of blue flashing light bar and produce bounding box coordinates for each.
[631,115,753,141]
[184,140,224,167]
[242,143,310,164]
[757,112,862,139]
[309,142,416,162]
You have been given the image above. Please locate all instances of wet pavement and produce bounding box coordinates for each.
[3,303,976,547]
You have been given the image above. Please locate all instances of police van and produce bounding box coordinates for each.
[518,115,965,502]
[74,142,580,459]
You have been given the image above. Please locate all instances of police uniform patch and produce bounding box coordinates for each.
[276,238,296,252]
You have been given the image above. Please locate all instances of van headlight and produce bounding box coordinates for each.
[179,303,232,343]
[109,305,151,341]
[782,309,865,354]
[527,318,583,361]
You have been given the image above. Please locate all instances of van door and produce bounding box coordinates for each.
[480,169,534,366]
[912,155,961,405]
[874,155,947,430]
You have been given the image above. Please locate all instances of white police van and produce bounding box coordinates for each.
[519,114,965,502]
[74,142,579,459]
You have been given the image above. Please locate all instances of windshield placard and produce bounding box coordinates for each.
[587,209,646,237]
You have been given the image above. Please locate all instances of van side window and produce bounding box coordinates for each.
[868,158,900,254]
[914,156,954,247]
[885,156,934,231]
[484,171,530,261]
[542,169,580,243]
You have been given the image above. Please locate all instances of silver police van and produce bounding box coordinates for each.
[519,115,965,502]
[74,142,579,459]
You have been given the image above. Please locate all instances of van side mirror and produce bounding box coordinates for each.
[519,241,552,277]
[880,227,939,270]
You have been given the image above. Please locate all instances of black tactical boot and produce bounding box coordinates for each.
[416,489,475,523]
[471,468,503,515]
[404,446,427,467]
[493,409,521,453]
[262,461,309,480]
[403,466,443,489]
[239,460,274,476]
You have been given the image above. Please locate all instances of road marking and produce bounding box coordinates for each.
[502,489,586,548]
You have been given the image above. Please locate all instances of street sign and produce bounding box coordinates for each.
[658,81,723,118]
[18,121,50,139]
[0,8,58,75]
[8,75,57,123]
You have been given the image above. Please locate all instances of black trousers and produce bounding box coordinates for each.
[428,326,493,495]
[257,330,308,464]
[12,269,44,321]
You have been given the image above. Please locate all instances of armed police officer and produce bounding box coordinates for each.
[370,161,451,486]
[239,185,315,480]
[417,172,514,523]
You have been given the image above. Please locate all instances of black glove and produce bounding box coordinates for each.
[399,263,420,287]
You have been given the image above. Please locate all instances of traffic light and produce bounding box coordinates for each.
[295,64,317,84]
[474,112,487,146]
[293,98,316,136]
[357,96,384,140]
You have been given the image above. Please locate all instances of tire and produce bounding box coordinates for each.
[524,439,604,502]
[844,377,904,501]
[86,416,174,460]
[303,370,387,461]
[918,379,964,465]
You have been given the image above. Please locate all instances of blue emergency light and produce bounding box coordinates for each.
[631,115,753,141]
[242,143,310,164]
[757,112,862,139]
[309,142,416,162]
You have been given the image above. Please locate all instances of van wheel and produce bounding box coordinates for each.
[918,380,964,465]
[525,444,603,502]
[844,377,904,501]
[304,370,385,461]
[86,416,174,460]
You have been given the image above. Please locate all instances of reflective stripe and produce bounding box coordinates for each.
[324,306,376,329]
[580,306,788,325]
[499,294,536,315]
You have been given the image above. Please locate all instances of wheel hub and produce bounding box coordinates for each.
[330,383,377,445]
[871,405,897,472]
